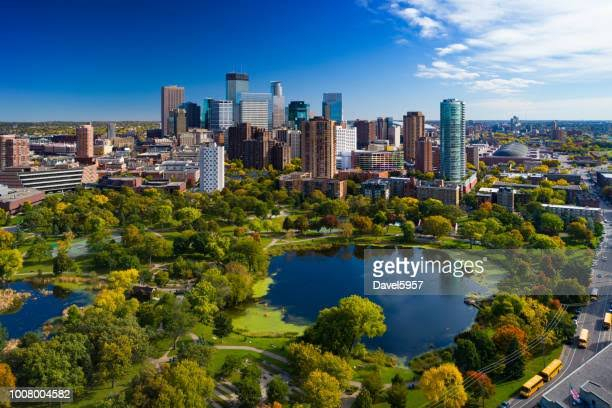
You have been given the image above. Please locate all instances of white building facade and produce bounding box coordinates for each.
[199,143,225,193]
[335,126,357,154]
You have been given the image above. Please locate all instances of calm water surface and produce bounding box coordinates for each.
[266,245,478,359]
[0,281,92,338]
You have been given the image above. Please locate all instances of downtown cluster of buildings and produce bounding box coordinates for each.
[0,71,608,221]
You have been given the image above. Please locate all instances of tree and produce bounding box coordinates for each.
[237,375,261,408]
[303,295,386,356]
[303,370,342,408]
[420,363,468,408]
[354,389,373,408]
[493,325,526,354]
[465,371,495,406]
[294,216,309,234]
[267,375,289,404]
[0,249,23,282]
[339,222,354,238]
[459,221,486,247]
[52,249,77,276]
[0,362,16,388]
[282,216,293,231]
[362,370,384,401]
[213,313,233,339]
[108,268,139,290]
[176,341,213,367]
[454,339,481,372]
[0,230,15,250]
[566,221,593,244]
[27,236,53,263]
[503,337,525,380]
[98,335,132,387]
[539,212,564,235]
[186,280,219,324]
[422,216,452,239]
[287,342,353,388]
[387,381,408,408]
[401,221,416,243]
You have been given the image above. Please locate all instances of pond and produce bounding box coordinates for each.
[0,281,92,338]
[266,245,478,359]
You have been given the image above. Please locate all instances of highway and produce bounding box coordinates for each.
[508,179,612,408]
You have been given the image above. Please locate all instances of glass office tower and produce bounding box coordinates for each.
[226,72,249,123]
[288,101,309,129]
[322,93,342,122]
[440,98,466,182]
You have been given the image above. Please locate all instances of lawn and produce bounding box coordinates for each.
[71,362,143,408]
[230,302,306,337]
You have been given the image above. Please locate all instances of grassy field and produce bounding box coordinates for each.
[230,302,305,337]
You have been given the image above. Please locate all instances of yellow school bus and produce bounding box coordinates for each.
[520,375,544,398]
[604,313,611,330]
[578,329,589,348]
[539,359,563,382]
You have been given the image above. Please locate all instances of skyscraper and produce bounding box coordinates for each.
[199,142,225,193]
[106,122,116,139]
[301,117,336,178]
[375,117,387,141]
[239,93,272,130]
[161,85,185,136]
[168,108,187,136]
[209,100,233,131]
[440,99,466,182]
[227,123,251,162]
[201,98,213,129]
[226,72,249,123]
[179,101,201,129]
[416,137,433,173]
[287,101,309,129]
[76,124,94,163]
[270,81,285,129]
[354,119,374,149]
[322,93,342,122]
[403,112,424,162]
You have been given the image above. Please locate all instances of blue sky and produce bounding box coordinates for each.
[2,0,612,121]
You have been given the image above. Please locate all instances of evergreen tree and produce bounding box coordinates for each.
[503,337,525,379]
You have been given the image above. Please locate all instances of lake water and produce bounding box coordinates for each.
[0,281,92,338]
[266,245,478,359]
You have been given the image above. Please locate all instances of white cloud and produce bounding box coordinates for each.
[394,37,411,46]
[435,43,468,56]
[416,60,479,80]
[387,2,444,38]
[470,78,542,95]
[383,0,612,93]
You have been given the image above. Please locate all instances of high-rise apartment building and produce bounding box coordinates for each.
[179,101,201,129]
[416,137,433,173]
[227,123,252,161]
[287,101,309,129]
[301,117,336,178]
[243,128,270,169]
[270,81,285,129]
[161,85,185,136]
[354,119,374,149]
[0,135,30,169]
[335,125,357,153]
[239,93,272,130]
[269,141,291,170]
[226,72,249,123]
[199,142,225,193]
[322,93,342,122]
[76,124,94,163]
[209,100,233,131]
[403,111,424,162]
[440,99,466,182]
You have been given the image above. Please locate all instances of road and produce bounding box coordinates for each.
[509,181,612,408]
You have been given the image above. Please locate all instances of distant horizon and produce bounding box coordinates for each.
[3,1,612,121]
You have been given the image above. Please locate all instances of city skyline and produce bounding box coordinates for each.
[2,0,612,121]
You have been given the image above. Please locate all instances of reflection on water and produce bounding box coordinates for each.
[266,245,477,359]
